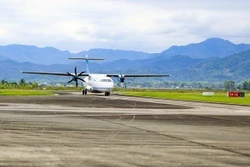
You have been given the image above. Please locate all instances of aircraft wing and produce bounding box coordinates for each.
[21,71,89,76]
[106,74,171,77]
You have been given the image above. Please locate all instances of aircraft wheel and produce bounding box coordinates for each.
[82,89,87,95]
[105,92,110,96]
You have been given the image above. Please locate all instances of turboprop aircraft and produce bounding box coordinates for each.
[21,55,171,96]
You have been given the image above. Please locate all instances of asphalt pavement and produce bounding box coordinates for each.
[0,93,250,167]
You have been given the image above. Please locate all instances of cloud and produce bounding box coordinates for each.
[0,0,250,52]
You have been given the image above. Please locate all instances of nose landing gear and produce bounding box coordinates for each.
[105,92,110,96]
[82,89,87,95]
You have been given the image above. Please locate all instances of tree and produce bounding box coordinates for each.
[242,81,250,90]
[19,79,27,86]
[224,81,235,90]
[1,80,8,85]
[32,82,39,88]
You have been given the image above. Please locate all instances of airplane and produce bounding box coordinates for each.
[21,55,171,96]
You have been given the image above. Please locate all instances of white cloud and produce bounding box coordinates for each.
[0,0,250,52]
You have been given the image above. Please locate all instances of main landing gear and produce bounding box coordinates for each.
[105,92,110,96]
[82,89,87,95]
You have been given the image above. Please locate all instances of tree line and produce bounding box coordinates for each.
[0,79,39,89]
[127,80,250,91]
[224,80,250,91]
[1,79,250,91]
[0,79,80,90]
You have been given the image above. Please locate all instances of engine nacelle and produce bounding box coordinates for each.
[86,85,93,91]
[118,74,125,82]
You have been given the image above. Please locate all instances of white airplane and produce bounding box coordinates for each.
[22,55,171,96]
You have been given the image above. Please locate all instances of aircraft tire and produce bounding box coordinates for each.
[82,89,87,95]
[105,92,110,96]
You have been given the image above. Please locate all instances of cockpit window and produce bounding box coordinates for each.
[100,79,112,82]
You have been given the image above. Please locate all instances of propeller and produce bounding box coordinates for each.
[118,74,125,82]
[67,66,85,87]
[118,74,126,89]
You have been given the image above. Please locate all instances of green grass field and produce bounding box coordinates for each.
[121,90,250,105]
[0,89,53,96]
[1,88,249,106]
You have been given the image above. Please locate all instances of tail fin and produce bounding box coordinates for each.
[69,55,104,73]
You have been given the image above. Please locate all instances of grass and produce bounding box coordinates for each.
[1,88,249,106]
[0,89,53,96]
[120,89,250,106]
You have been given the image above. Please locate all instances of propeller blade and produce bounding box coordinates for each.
[67,72,74,77]
[118,73,125,82]
[75,79,78,87]
[67,78,75,83]
[78,71,86,76]
[67,66,85,87]
[75,66,77,76]
[78,78,86,82]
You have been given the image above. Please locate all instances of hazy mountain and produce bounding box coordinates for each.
[137,55,207,74]
[160,38,250,59]
[70,55,206,75]
[1,38,250,65]
[1,38,250,83]
[170,50,250,81]
[75,49,152,63]
[0,44,72,65]
[0,56,11,61]
[0,60,76,82]
[0,45,153,65]
[3,50,250,82]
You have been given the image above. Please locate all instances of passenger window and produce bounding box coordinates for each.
[100,79,111,82]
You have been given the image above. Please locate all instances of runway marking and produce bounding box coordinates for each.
[89,116,250,158]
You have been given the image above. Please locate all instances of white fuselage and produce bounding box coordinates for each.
[83,74,114,93]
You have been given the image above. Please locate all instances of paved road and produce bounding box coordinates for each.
[0,93,250,167]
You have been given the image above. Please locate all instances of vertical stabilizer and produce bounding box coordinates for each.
[85,55,90,73]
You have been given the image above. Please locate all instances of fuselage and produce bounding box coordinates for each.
[83,74,114,93]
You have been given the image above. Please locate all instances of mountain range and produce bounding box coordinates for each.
[1,38,250,83]
[0,45,153,65]
[160,38,250,59]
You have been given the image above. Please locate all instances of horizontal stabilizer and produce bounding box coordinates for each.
[68,57,104,60]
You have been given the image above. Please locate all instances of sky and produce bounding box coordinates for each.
[0,0,250,53]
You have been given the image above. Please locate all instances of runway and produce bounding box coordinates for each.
[0,93,250,167]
